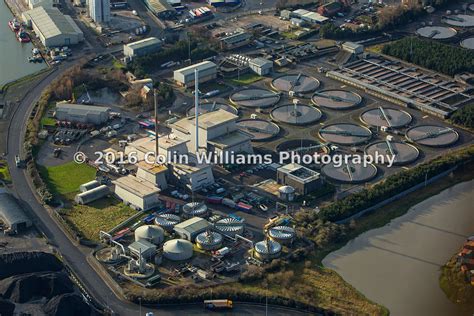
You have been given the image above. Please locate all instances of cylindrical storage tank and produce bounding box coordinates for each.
[154,213,181,231]
[182,202,208,218]
[254,240,282,261]
[195,231,223,250]
[163,239,193,261]
[278,186,295,202]
[79,180,100,192]
[268,226,295,245]
[134,225,164,245]
[74,185,109,205]
[214,218,244,237]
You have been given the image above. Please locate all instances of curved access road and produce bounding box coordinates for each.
[5,62,313,315]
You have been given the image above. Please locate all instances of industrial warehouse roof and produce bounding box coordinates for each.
[143,0,174,14]
[56,103,111,115]
[171,109,237,132]
[249,57,273,68]
[125,37,161,50]
[208,130,252,149]
[23,7,82,40]
[137,161,168,174]
[220,31,251,44]
[174,61,217,77]
[172,163,212,175]
[174,217,210,234]
[278,163,320,183]
[113,175,160,197]
[0,192,32,229]
[129,136,188,152]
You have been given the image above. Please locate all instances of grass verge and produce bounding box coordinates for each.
[62,197,136,241]
[226,73,263,85]
[39,161,96,196]
[0,160,11,182]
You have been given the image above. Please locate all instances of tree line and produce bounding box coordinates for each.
[450,104,474,129]
[381,37,474,76]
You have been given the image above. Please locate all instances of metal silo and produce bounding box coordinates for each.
[195,231,223,250]
[154,213,181,231]
[182,202,208,218]
[214,217,244,237]
[254,240,282,261]
[268,226,295,244]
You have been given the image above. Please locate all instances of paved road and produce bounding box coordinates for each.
[5,62,313,315]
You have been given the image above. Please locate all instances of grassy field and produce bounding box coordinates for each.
[39,161,96,196]
[64,197,137,241]
[40,116,56,127]
[0,160,11,182]
[227,73,263,85]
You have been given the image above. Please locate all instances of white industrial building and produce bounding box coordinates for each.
[125,136,189,162]
[128,239,157,259]
[291,9,328,24]
[170,109,253,155]
[169,163,215,192]
[22,7,84,47]
[136,161,168,190]
[173,217,211,241]
[0,191,32,233]
[277,163,322,195]
[89,0,111,24]
[342,42,364,55]
[123,37,162,58]
[55,103,111,125]
[249,58,273,76]
[113,175,161,211]
[173,61,217,87]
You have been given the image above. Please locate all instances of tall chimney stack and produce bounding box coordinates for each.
[194,69,199,155]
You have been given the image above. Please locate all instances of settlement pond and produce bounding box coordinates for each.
[323,180,474,316]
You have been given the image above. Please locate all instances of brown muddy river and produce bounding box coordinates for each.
[323,180,474,316]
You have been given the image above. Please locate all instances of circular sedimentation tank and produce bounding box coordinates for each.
[322,161,378,184]
[214,217,244,237]
[442,14,474,27]
[319,123,372,146]
[270,104,322,125]
[154,213,181,231]
[182,202,208,217]
[276,139,329,154]
[254,240,282,260]
[416,26,457,39]
[236,119,280,141]
[163,239,193,261]
[365,141,420,166]
[195,231,223,250]
[268,226,295,244]
[406,125,459,147]
[312,90,362,110]
[229,88,281,108]
[461,37,474,50]
[271,73,320,94]
[360,107,412,128]
[186,102,238,116]
[134,225,165,245]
